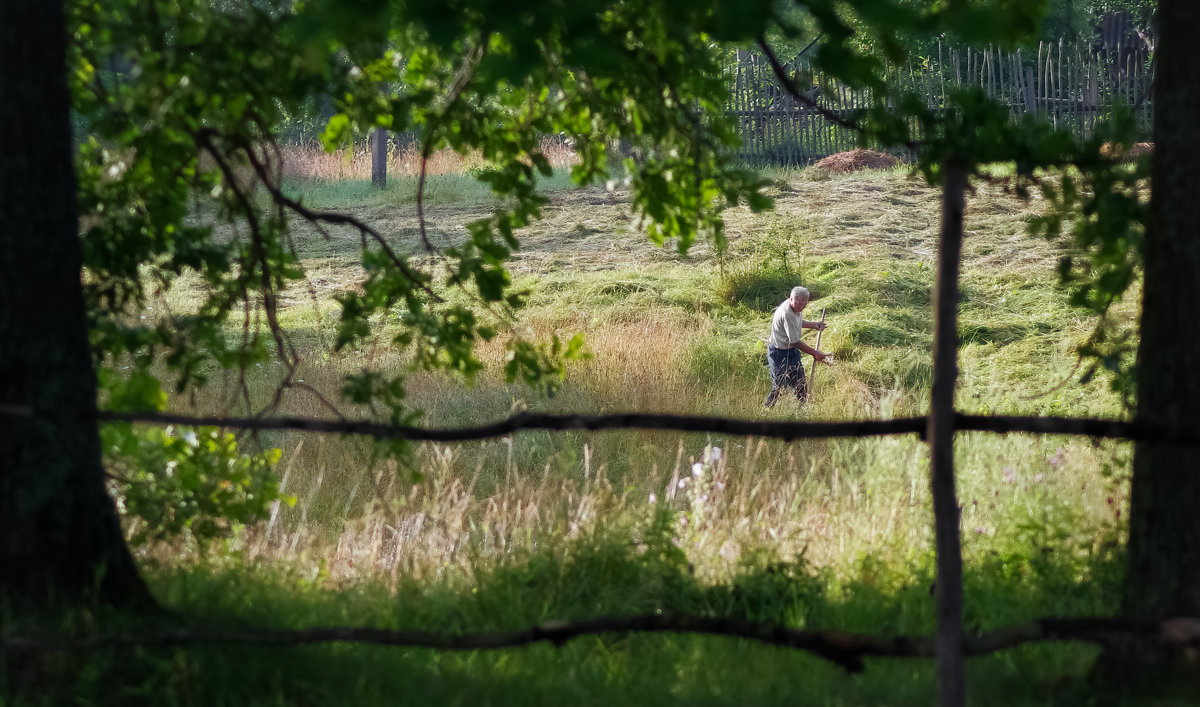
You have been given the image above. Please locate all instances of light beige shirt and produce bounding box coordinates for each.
[768,300,804,349]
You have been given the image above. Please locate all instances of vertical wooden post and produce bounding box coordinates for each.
[939,40,946,111]
[1088,52,1098,114]
[1024,67,1038,115]
[930,160,968,707]
[371,127,387,188]
[997,47,1005,105]
[737,66,748,162]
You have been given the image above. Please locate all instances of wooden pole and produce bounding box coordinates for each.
[930,160,968,707]
[371,127,387,188]
[807,307,827,400]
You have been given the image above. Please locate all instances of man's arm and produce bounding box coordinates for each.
[790,339,827,361]
[802,319,827,331]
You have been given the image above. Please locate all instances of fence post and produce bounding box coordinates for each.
[930,160,968,707]
[1023,67,1037,114]
[371,127,387,188]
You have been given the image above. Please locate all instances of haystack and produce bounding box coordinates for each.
[815,149,901,174]
[1099,141,1154,163]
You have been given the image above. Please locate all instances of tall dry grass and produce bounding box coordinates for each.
[172,308,1124,590]
[279,136,580,182]
[138,165,1130,593]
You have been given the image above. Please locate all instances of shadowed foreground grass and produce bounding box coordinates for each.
[11,515,1138,706]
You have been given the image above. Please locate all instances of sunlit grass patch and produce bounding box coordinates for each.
[279,168,581,211]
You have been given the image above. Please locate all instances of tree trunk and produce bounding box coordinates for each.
[929,161,968,707]
[371,127,387,188]
[1125,0,1200,623]
[0,0,151,608]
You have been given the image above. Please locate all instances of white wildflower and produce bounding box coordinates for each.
[648,493,657,504]
[691,462,704,477]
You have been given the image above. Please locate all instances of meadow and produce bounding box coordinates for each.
[72,147,1158,706]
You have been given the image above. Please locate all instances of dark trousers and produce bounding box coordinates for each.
[764,345,807,408]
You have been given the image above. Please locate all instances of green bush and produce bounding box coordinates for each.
[715,262,799,312]
[104,424,291,547]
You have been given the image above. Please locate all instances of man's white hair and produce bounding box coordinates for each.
[790,286,810,300]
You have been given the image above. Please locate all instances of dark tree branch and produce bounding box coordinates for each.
[214,129,444,304]
[756,38,922,151]
[415,38,486,256]
[196,135,296,375]
[195,130,303,419]
[416,143,437,253]
[88,409,928,442]
[5,614,1199,674]
[953,414,1189,443]
[1,405,1197,446]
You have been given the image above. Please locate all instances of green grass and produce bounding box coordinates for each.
[278,168,581,210]
[15,515,1136,707]
[60,164,1154,705]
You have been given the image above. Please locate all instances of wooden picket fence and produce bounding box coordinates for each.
[728,40,1154,166]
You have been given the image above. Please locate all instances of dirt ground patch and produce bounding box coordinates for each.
[815,149,902,174]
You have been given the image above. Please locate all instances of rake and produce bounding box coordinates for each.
[807,307,827,400]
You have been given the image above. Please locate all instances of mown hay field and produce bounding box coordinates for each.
[104,158,1146,706]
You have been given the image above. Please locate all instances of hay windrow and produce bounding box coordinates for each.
[814,149,902,174]
[1099,141,1154,162]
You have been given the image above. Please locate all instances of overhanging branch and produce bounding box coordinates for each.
[0,405,1196,445]
[91,409,926,442]
[5,614,1198,674]
[756,38,922,151]
[955,414,1193,444]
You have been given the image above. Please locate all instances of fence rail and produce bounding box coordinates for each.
[728,40,1154,166]
[2,405,1196,447]
[7,614,1200,674]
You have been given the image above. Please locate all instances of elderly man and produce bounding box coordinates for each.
[764,286,828,408]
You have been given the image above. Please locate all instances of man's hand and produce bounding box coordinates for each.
[812,350,829,363]
[804,320,827,332]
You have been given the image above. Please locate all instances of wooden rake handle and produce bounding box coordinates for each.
[808,307,827,400]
